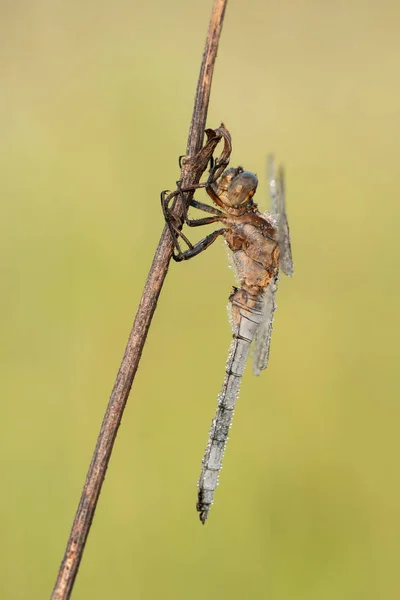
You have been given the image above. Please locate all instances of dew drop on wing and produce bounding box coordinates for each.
[261,209,277,228]
[252,273,279,375]
[268,156,293,277]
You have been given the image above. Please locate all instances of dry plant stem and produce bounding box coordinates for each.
[50,1,228,599]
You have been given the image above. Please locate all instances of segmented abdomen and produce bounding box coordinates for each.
[196,289,264,523]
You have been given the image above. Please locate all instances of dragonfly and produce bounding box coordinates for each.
[163,155,293,523]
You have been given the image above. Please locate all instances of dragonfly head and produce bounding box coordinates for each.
[225,170,258,207]
[217,167,258,208]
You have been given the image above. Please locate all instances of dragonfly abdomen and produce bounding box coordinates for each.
[197,289,264,523]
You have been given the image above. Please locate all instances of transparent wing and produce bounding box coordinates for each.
[268,156,294,277]
[252,272,279,375]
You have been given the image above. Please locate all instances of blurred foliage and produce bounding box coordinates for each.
[1,1,400,598]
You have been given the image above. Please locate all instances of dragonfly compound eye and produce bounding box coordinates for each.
[227,171,258,207]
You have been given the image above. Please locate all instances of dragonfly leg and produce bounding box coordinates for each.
[186,216,223,227]
[160,188,180,224]
[173,228,227,262]
[190,199,223,216]
[177,153,225,197]
[161,165,227,259]
[160,189,194,258]
[161,180,208,226]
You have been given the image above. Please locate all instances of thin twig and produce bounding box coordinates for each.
[50,1,228,598]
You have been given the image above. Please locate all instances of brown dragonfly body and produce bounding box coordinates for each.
[163,158,293,523]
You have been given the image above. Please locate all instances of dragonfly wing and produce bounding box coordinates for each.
[268,156,294,277]
[252,272,279,375]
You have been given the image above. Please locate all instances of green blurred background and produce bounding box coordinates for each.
[1,1,400,598]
